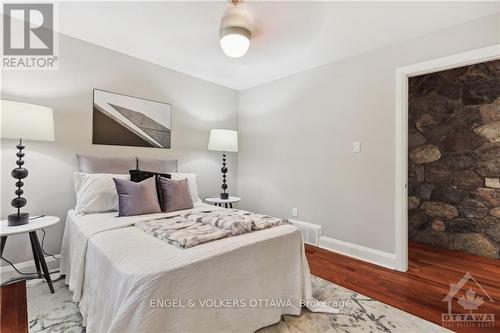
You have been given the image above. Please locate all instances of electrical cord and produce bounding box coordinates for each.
[1,228,61,286]
[0,269,61,287]
[41,228,60,260]
[1,255,38,276]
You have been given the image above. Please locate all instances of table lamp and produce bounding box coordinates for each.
[208,129,238,199]
[1,100,55,226]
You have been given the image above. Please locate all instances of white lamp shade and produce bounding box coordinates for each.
[208,129,238,152]
[1,100,55,141]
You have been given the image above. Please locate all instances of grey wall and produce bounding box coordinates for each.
[237,14,499,254]
[1,32,238,265]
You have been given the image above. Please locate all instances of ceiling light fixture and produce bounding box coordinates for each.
[220,0,252,58]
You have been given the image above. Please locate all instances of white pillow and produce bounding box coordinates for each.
[74,173,129,214]
[73,172,90,194]
[170,172,201,203]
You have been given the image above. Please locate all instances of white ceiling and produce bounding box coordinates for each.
[58,1,499,90]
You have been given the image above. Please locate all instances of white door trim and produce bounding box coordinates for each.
[394,44,500,272]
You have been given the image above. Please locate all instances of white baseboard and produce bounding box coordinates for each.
[1,255,60,284]
[319,236,396,269]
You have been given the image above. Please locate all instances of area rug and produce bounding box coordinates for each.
[27,276,449,333]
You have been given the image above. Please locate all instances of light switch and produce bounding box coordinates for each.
[292,208,298,217]
[353,142,361,153]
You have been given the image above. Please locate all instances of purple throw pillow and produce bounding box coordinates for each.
[158,177,194,213]
[113,177,161,217]
[129,169,171,210]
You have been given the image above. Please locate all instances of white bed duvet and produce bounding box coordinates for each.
[60,203,335,333]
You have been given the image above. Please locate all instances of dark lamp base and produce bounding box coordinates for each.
[8,212,29,226]
[220,193,229,200]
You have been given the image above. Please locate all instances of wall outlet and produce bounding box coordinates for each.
[292,207,298,217]
[353,141,361,153]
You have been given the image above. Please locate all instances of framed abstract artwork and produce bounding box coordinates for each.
[92,89,172,148]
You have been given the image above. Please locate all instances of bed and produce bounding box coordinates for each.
[60,202,331,333]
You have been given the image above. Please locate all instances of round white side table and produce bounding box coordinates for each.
[205,197,241,209]
[0,216,60,293]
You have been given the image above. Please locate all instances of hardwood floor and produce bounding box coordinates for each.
[0,280,28,333]
[305,242,500,333]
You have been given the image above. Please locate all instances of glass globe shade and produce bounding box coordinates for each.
[220,33,250,58]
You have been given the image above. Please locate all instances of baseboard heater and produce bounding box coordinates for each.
[289,219,322,246]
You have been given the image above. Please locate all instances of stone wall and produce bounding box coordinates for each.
[408,59,500,258]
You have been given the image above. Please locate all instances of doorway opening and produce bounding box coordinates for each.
[394,44,500,272]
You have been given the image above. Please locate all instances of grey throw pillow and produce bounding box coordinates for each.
[158,177,194,213]
[113,177,161,217]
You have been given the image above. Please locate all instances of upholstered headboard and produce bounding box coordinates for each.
[76,154,178,173]
[138,158,178,173]
[76,154,137,173]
